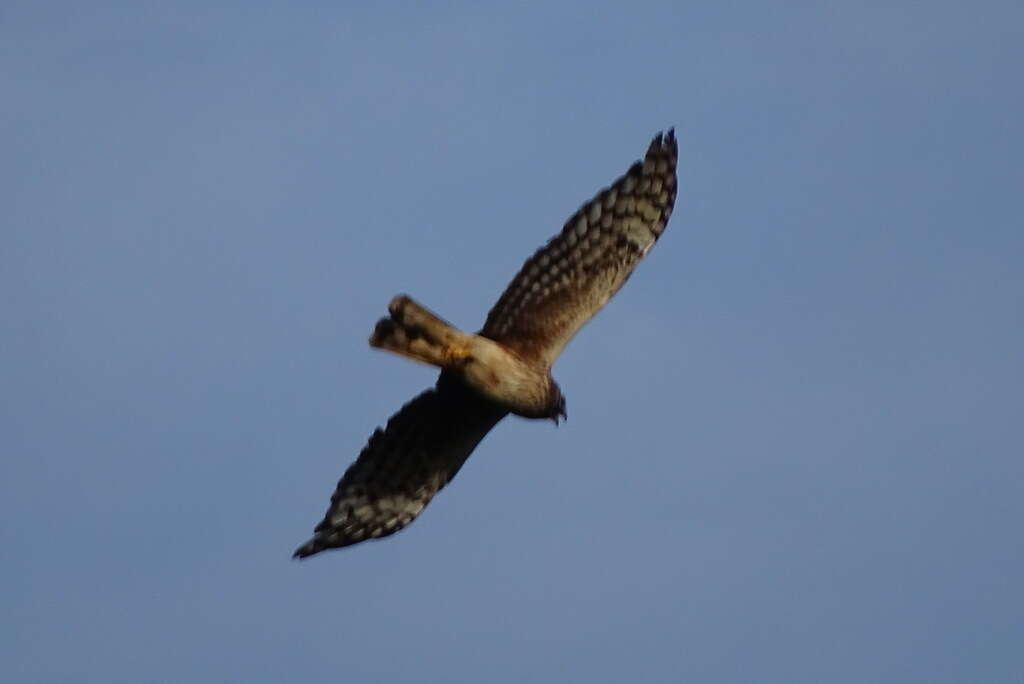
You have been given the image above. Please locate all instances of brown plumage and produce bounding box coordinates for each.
[294,130,678,558]
[482,131,677,365]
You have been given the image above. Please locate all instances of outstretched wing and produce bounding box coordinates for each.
[293,373,507,557]
[481,130,678,366]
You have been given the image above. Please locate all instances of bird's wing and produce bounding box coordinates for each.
[481,130,678,367]
[293,373,507,557]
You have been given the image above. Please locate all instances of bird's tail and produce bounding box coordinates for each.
[369,295,474,369]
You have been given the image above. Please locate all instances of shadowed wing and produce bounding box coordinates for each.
[481,130,678,366]
[293,373,507,557]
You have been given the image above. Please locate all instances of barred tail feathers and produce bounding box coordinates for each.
[368,295,473,369]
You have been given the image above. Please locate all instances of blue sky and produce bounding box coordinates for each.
[3,2,1022,682]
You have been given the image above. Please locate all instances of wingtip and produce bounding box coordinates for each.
[292,538,322,560]
[642,129,677,172]
[648,127,677,155]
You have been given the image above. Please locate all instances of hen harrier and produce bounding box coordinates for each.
[294,130,678,558]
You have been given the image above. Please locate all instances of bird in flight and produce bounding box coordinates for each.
[294,130,678,558]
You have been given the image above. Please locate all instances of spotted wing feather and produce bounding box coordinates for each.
[293,374,507,557]
[481,130,678,366]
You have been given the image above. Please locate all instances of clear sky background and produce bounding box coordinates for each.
[3,2,1022,682]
